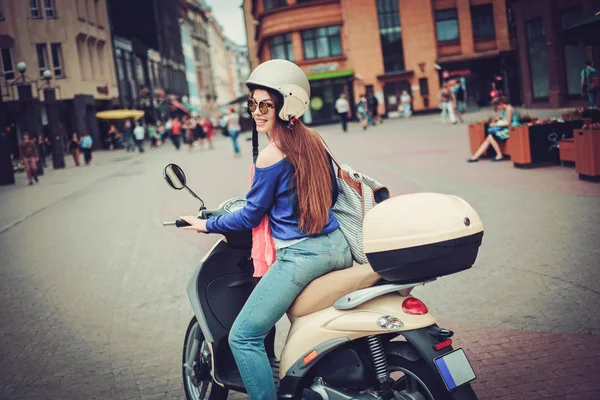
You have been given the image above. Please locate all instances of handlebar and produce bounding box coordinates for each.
[163,219,191,227]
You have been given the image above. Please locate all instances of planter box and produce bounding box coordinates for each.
[558,139,575,165]
[574,129,600,181]
[510,120,584,168]
[468,123,486,155]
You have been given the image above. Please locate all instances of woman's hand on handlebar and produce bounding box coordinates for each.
[180,215,208,233]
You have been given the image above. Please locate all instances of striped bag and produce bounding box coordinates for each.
[324,144,390,264]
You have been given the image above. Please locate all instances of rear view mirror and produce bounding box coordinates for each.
[164,163,186,190]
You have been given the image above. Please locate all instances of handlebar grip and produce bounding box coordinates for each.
[175,219,191,227]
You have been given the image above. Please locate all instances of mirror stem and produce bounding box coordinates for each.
[185,186,205,209]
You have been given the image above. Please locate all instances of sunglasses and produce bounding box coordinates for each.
[247,99,275,115]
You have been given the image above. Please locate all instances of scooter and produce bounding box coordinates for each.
[163,163,483,400]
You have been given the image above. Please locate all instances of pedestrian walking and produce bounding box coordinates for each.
[68,133,81,166]
[123,120,135,152]
[367,91,380,125]
[18,133,39,185]
[334,93,350,132]
[226,108,241,158]
[156,121,165,146]
[80,132,93,165]
[36,135,48,168]
[107,124,119,150]
[148,122,158,148]
[440,82,457,125]
[453,80,466,123]
[164,118,173,144]
[400,90,412,118]
[357,95,369,130]
[192,114,207,151]
[581,60,599,108]
[171,117,182,150]
[133,121,145,153]
[201,116,215,150]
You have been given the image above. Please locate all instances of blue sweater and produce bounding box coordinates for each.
[206,158,339,240]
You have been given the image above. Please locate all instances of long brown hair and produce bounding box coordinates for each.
[263,91,333,235]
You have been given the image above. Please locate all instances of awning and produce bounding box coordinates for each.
[170,99,191,114]
[307,69,353,81]
[562,10,600,46]
[96,109,145,120]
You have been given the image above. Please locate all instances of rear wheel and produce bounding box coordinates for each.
[387,355,453,400]
[182,317,229,400]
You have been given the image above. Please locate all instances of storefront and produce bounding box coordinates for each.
[437,52,521,108]
[302,67,355,126]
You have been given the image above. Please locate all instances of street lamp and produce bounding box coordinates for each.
[41,69,65,169]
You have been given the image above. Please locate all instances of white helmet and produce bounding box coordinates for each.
[246,59,310,121]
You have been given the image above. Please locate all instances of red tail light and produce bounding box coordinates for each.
[435,339,453,351]
[402,297,429,315]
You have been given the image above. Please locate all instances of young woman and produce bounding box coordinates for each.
[68,133,80,166]
[468,96,520,162]
[180,60,352,400]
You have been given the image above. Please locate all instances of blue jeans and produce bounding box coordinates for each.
[587,91,598,108]
[403,103,412,118]
[229,130,240,154]
[228,229,352,399]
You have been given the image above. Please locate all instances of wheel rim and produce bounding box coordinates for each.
[389,366,435,400]
[183,322,212,399]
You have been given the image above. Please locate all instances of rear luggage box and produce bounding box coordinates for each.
[362,193,484,284]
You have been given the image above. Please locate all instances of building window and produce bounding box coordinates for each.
[0,0,5,20]
[30,0,41,18]
[269,34,294,61]
[419,78,429,96]
[471,4,495,39]
[44,0,55,18]
[561,5,583,30]
[36,43,49,77]
[301,26,342,60]
[561,6,585,96]
[50,43,64,78]
[526,18,549,99]
[376,0,405,72]
[506,0,516,34]
[435,9,459,42]
[263,0,286,11]
[0,47,15,80]
[193,45,200,61]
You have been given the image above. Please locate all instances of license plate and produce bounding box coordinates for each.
[434,348,476,391]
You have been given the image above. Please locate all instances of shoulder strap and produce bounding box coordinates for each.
[252,121,259,164]
[320,138,341,169]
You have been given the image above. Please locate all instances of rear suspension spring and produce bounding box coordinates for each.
[367,335,389,386]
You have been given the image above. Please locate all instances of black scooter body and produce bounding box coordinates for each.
[193,232,280,392]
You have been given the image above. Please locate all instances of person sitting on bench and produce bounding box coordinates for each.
[467,96,519,162]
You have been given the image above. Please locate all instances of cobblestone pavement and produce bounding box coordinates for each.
[1,109,599,400]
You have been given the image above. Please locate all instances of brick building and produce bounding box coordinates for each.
[243,0,519,125]
[511,0,600,108]
[0,0,118,151]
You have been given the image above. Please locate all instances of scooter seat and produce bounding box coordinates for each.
[287,263,381,321]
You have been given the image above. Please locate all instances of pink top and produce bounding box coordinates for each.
[249,161,277,277]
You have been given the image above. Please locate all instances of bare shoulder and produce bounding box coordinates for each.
[256,143,285,168]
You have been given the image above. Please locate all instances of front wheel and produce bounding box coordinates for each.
[182,317,228,400]
[387,355,456,400]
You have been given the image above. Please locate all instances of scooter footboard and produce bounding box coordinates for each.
[391,325,479,400]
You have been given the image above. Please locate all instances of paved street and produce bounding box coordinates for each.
[1,110,599,400]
